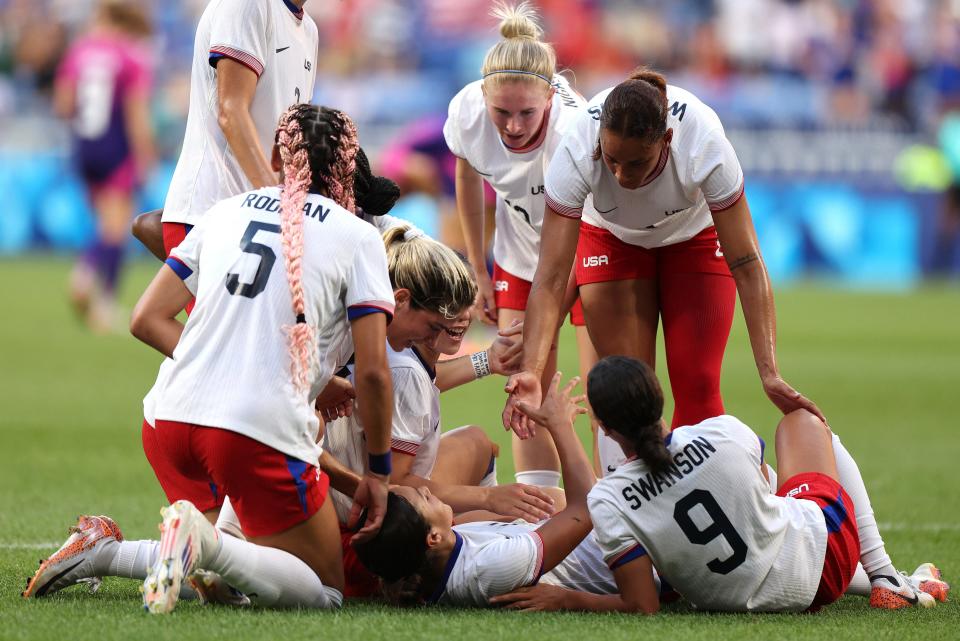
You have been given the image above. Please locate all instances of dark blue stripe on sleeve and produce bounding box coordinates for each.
[758,436,766,462]
[347,305,392,322]
[165,257,193,280]
[610,543,647,570]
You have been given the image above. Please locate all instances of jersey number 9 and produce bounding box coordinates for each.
[673,489,748,575]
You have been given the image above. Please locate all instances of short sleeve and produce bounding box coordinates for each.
[544,119,592,219]
[346,228,395,321]
[703,416,763,466]
[690,127,744,213]
[473,532,543,597]
[443,93,466,159]
[389,367,434,455]
[208,0,269,77]
[587,490,647,570]
[167,218,208,295]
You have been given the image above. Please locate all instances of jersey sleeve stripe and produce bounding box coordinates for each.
[164,256,193,280]
[608,543,648,570]
[390,438,420,455]
[545,193,583,219]
[707,181,745,212]
[529,530,546,584]
[208,46,264,77]
[347,305,393,323]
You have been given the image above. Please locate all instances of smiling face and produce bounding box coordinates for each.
[483,80,554,149]
[388,290,450,349]
[599,128,673,190]
[392,485,454,531]
[436,309,471,356]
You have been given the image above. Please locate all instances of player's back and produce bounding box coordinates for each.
[588,416,828,612]
[152,186,393,465]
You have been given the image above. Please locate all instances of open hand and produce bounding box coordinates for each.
[502,370,542,439]
[514,372,586,434]
[762,375,827,424]
[489,584,571,611]
[487,483,556,523]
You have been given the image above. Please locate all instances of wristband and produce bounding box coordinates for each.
[368,451,392,476]
[470,350,492,379]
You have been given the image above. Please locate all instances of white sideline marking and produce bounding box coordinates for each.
[0,523,955,549]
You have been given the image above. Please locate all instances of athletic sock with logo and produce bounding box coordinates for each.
[831,433,899,584]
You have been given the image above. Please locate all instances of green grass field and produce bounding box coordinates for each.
[1,256,958,640]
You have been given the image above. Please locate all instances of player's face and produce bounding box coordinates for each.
[390,293,450,349]
[393,485,454,530]
[436,310,471,356]
[599,128,672,190]
[484,81,554,149]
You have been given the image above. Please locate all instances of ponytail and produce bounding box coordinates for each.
[600,66,670,145]
[481,2,556,89]
[275,104,360,393]
[587,356,673,475]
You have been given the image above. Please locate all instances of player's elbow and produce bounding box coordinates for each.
[216,101,243,136]
[624,595,660,615]
[129,302,152,343]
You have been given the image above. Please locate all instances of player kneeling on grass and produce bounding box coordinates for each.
[351,373,664,607]
[24,104,397,612]
[492,356,949,613]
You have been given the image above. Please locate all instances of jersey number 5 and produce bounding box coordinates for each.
[225,221,281,299]
[673,489,748,575]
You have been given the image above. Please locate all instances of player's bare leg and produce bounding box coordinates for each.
[75,188,133,333]
[499,307,561,488]
[432,425,499,486]
[573,324,605,475]
[579,278,658,366]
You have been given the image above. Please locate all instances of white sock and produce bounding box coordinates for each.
[100,539,196,599]
[845,563,872,597]
[515,470,561,488]
[831,433,896,582]
[205,534,342,608]
[479,456,498,487]
[215,496,246,540]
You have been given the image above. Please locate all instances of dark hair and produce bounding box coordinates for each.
[600,67,669,146]
[354,147,401,217]
[587,356,673,475]
[353,493,431,583]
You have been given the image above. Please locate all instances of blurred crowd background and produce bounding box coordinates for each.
[2,0,960,285]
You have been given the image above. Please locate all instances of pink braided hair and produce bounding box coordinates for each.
[277,108,314,393]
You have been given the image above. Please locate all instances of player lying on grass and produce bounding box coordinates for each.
[351,373,659,606]
[491,356,950,613]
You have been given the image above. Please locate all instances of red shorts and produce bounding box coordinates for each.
[575,223,730,285]
[777,472,860,611]
[340,526,380,598]
[492,262,585,326]
[146,419,329,538]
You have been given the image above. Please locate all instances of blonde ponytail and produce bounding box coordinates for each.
[481,2,556,89]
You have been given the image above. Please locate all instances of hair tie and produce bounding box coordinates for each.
[296,313,306,324]
[403,227,425,241]
[483,69,551,84]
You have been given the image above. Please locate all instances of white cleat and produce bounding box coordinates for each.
[187,569,250,607]
[870,570,937,609]
[142,500,220,614]
[23,515,122,599]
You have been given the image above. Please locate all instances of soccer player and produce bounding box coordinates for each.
[132,0,318,260]
[25,104,395,612]
[503,67,825,475]
[351,373,646,606]
[445,1,598,488]
[54,1,155,331]
[494,357,949,613]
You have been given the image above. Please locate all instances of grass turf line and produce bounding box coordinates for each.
[1,256,958,640]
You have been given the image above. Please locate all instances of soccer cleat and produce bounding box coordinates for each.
[142,500,220,614]
[870,571,937,609]
[910,563,950,603]
[187,569,250,607]
[22,515,122,599]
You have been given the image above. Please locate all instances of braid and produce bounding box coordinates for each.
[277,105,316,393]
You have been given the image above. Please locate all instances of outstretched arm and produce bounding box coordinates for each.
[712,197,825,422]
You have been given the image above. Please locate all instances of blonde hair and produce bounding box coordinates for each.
[382,226,477,320]
[481,2,556,90]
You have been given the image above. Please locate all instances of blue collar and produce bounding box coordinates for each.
[282,0,304,20]
[427,531,463,604]
[664,432,673,446]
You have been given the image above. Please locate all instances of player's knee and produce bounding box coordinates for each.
[458,425,498,458]
[776,409,828,441]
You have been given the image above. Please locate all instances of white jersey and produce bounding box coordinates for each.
[148,186,395,465]
[588,416,828,612]
[324,343,441,522]
[163,0,318,225]
[432,520,621,607]
[444,75,590,281]
[545,85,744,249]
[597,430,628,477]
